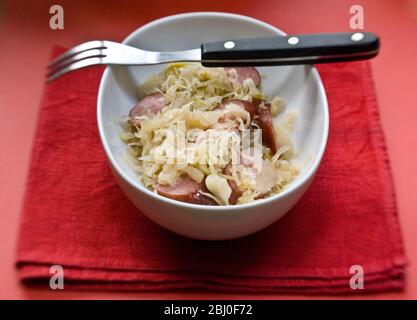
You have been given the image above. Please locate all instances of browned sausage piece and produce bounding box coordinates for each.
[190,191,218,206]
[156,175,217,206]
[225,67,261,87]
[129,92,166,125]
[222,163,243,205]
[223,160,276,203]
[220,99,257,120]
[255,102,280,155]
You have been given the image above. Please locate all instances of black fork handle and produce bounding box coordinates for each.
[201,32,379,67]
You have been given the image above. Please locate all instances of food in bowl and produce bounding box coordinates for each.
[120,63,298,205]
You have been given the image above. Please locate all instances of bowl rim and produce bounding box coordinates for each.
[97,11,329,212]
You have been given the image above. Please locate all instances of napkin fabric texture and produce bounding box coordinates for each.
[16,48,406,294]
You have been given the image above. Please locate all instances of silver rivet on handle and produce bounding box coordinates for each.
[351,33,364,41]
[224,41,235,49]
[288,37,299,45]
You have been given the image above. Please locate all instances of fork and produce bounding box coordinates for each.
[47,33,380,82]
[47,40,201,82]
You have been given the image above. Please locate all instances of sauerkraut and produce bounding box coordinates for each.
[120,63,298,205]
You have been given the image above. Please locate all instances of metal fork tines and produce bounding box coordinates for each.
[47,41,108,82]
[46,40,201,82]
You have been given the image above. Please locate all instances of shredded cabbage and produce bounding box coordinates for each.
[121,63,298,205]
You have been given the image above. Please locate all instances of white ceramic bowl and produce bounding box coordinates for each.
[97,12,329,240]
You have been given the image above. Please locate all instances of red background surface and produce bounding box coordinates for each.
[0,0,416,299]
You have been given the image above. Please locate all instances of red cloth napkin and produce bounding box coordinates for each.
[16,48,406,294]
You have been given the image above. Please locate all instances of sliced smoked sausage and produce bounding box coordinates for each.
[129,92,166,125]
[222,163,243,205]
[225,67,261,87]
[156,175,217,206]
[220,99,257,120]
[254,100,280,155]
[223,160,277,203]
